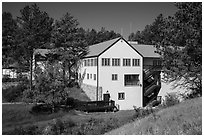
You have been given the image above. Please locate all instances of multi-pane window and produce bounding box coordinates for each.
[153,60,162,66]
[112,58,120,66]
[123,58,131,66]
[112,74,118,81]
[94,58,97,66]
[87,59,90,66]
[90,74,92,79]
[102,58,110,66]
[132,59,140,66]
[94,74,96,80]
[90,59,93,66]
[84,58,97,67]
[84,60,87,66]
[124,74,139,86]
[118,93,125,100]
[87,73,89,79]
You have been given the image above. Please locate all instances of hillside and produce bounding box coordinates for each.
[106,97,202,135]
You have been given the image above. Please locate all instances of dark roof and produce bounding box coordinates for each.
[131,44,161,58]
[85,37,121,57]
[84,37,160,58]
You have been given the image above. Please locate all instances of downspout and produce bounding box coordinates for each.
[142,57,144,107]
[96,56,99,101]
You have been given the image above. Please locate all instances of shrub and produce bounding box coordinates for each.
[133,106,154,119]
[163,93,180,107]
[42,118,77,135]
[30,104,53,114]
[2,83,28,102]
[6,125,40,135]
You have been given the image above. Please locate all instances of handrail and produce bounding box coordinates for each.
[144,80,157,91]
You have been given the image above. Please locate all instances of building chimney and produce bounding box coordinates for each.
[128,41,138,44]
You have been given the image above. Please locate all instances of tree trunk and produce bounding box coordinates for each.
[30,54,33,91]
[62,61,66,86]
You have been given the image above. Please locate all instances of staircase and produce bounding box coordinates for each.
[143,65,162,107]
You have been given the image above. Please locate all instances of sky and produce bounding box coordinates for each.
[2,2,178,39]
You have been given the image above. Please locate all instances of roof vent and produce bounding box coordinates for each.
[128,41,138,44]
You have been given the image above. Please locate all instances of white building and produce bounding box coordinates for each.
[78,37,162,110]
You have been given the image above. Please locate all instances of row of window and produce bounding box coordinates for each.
[84,73,139,86]
[84,58,140,67]
[102,58,140,67]
[112,74,140,86]
[87,73,96,80]
[84,58,97,66]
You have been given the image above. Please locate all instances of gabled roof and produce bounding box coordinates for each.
[131,44,161,58]
[84,37,121,58]
[84,37,161,58]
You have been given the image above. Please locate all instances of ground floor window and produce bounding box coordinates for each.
[87,73,89,79]
[118,92,125,100]
[112,74,118,81]
[124,74,139,86]
[94,74,96,80]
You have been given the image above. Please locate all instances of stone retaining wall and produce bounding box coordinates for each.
[81,83,103,101]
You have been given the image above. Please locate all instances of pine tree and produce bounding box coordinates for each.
[16,4,53,90]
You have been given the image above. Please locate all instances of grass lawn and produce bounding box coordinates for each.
[2,104,71,133]
[2,103,136,135]
[106,97,202,135]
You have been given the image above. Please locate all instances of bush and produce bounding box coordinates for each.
[2,75,11,82]
[5,125,41,135]
[133,106,154,119]
[2,83,28,102]
[163,93,180,107]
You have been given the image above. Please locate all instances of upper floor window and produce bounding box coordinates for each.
[87,59,90,66]
[94,58,97,66]
[123,58,131,66]
[153,60,162,66]
[112,58,120,66]
[102,58,110,66]
[124,74,139,86]
[132,59,140,66]
[91,59,94,66]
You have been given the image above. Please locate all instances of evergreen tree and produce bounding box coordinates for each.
[157,2,202,96]
[52,12,88,86]
[2,12,17,68]
[16,3,54,90]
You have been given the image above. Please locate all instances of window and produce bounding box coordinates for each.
[112,58,120,66]
[153,60,162,66]
[94,58,97,66]
[94,74,96,80]
[118,93,125,100]
[124,74,139,86]
[87,59,90,66]
[91,59,94,66]
[112,74,118,81]
[84,60,87,66]
[102,58,110,66]
[90,74,92,79]
[87,73,89,79]
[123,58,131,66]
[132,59,140,66]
